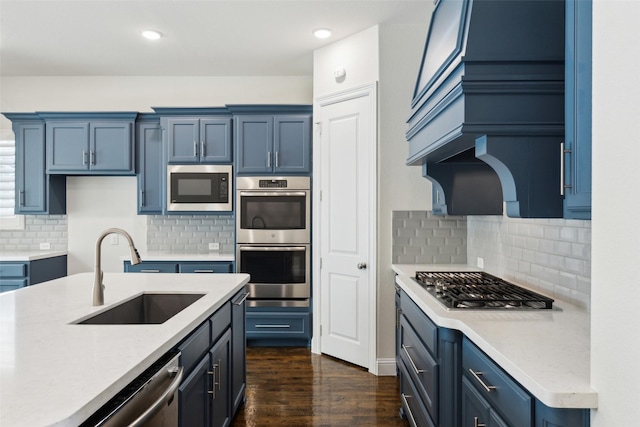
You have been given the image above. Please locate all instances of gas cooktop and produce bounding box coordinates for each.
[413,271,554,310]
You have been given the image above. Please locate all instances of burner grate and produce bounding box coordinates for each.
[414,271,554,309]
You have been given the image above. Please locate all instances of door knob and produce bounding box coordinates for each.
[357,262,367,270]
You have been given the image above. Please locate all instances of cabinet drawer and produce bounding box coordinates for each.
[246,312,310,338]
[400,315,439,421]
[400,290,438,354]
[124,261,178,273]
[399,360,436,427]
[178,322,210,375]
[0,280,27,293]
[210,301,231,343]
[463,337,533,427]
[179,262,233,273]
[0,263,27,278]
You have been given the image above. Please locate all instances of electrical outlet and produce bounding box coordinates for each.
[209,242,220,251]
[39,242,51,250]
[110,234,119,245]
[477,257,484,269]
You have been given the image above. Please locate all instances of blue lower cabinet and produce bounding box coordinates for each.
[246,307,310,346]
[176,292,241,427]
[123,260,234,274]
[397,289,590,427]
[0,256,67,293]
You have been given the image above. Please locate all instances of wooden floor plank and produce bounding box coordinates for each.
[232,347,409,426]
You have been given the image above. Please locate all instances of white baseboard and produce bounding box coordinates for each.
[376,357,397,376]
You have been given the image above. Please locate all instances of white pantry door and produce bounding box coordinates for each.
[316,84,377,370]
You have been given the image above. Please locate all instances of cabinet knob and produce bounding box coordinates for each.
[357,262,367,270]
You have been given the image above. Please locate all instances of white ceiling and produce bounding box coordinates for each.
[0,0,430,77]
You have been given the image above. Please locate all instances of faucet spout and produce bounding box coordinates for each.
[93,228,142,306]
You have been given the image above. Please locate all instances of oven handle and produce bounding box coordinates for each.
[239,191,307,197]
[239,246,307,252]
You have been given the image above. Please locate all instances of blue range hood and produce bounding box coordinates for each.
[406,0,565,218]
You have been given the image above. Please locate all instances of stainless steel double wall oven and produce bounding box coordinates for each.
[236,176,310,307]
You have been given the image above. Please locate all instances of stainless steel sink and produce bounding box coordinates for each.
[75,293,205,325]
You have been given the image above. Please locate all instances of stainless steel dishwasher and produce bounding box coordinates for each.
[81,351,183,427]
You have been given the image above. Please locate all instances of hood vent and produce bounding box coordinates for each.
[406,0,565,217]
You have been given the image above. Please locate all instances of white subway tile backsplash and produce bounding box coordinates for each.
[0,215,68,251]
[147,214,235,254]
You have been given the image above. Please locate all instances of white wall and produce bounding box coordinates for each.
[591,1,640,425]
[1,75,312,273]
[312,20,431,367]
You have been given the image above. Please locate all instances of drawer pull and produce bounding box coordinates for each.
[400,393,418,427]
[469,369,497,393]
[233,292,250,305]
[402,344,426,374]
[192,269,214,273]
[140,269,161,273]
[255,324,291,328]
[474,416,487,427]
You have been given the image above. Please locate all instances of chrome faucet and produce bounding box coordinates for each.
[93,228,142,306]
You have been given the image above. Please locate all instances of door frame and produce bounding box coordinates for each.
[311,82,378,374]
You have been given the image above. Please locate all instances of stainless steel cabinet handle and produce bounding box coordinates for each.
[208,365,217,399]
[357,262,367,270]
[469,369,497,392]
[474,416,486,427]
[139,269,161,273]
[255,324,291,328]
[140,189,145,207]
[400,393,418,427]
[194,141,198,157]
[129,366,183,427]
[201,141,205,157]
[19,190,24,207]
[267,151,271,168]
[90,150,95,165]
[82,150,87,165]
[233,291,250,305]
[192,269,214,273]
[561,141,573,196]
[402,344,425,374]
[275,151,279,168]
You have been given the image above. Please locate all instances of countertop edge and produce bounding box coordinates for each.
[0,251,68,261]
[393,264,598,409]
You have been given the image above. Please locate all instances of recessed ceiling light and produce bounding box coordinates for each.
[313,28,333,39]
[142,30,163,40]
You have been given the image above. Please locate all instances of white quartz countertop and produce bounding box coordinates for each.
[0,271,249,427]
[392,264,597,409]
[122,252,235,262]
[0,250,67,261]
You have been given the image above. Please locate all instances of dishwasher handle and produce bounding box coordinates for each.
[129,365,184,427]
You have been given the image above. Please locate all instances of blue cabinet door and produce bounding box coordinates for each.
[15,122,46,213]
[167,117,232,164]
[564,0,592,219]
[46,121,90,172]
[274,115,311,174]
[209,329,231,427]
[201,118,232,163]
[178,355,210,427]
[167,118,200,163]
[89,122,134,172]
[136,121,164,214]
[235,115,273,174]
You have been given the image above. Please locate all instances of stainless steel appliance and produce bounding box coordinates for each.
[167,164,232,212]
[81,351,183,427]
[413,271,554,310]
[236,244,310,307]
[236,176,310,244]
[236,176,311,307]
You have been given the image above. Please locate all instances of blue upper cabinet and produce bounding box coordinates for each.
[41,112,137,175]
[153,107,232,164]
[136,114,164,214]
[2,113,66,214]
[230,105,312,175]
[564,0,592,220]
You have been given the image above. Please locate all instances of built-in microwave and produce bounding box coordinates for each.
[167,164,232,212]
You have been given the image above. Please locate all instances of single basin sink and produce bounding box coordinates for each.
[76,293,205,325]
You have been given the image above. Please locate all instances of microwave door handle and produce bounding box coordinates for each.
[239,191,307,197]
[239,246,307,252]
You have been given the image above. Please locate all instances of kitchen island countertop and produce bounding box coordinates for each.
[393,264,597,409]
[0,271,249,427]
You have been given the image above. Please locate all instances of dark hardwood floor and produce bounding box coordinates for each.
[232,347,409,427]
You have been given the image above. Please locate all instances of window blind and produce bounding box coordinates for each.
[0,139,16,217]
